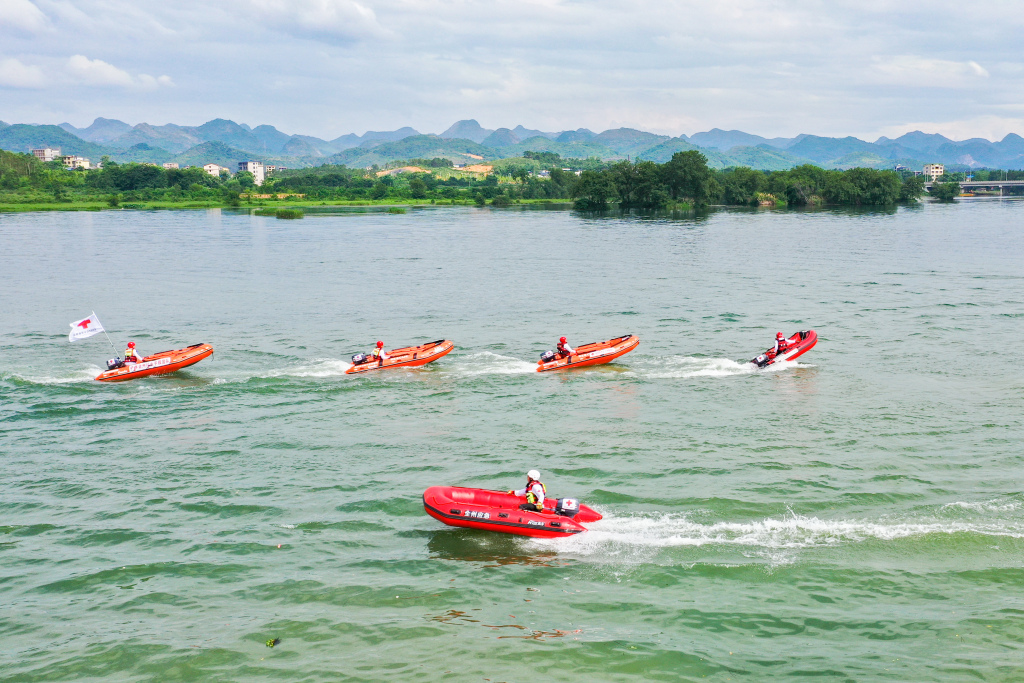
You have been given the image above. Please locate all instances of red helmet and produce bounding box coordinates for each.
[559,336,567,343]
[376,341,384,348]
[776,332,784,339]
[127,341,136,348]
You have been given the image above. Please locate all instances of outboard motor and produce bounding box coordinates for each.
[555,498,580,518]
[351,353,369,365]
[752,353,770,368]
[540,350,557,363]
[106,358,124,370]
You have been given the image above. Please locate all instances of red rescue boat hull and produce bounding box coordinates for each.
[423,486,602,538]
[750,330,817,368]
[537,334,639,372]
[95,343,214,382]
[347,339,454,374]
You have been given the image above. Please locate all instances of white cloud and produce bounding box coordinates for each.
[0,0,49,33]
[871,55,990,87]
[0,57,47,88]
[66,54,172,89]
[67,54,134,86]
[136,73,175,89]
[240,0,388,41]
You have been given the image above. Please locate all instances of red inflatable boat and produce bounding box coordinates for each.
[423,486,603,538]
[537,334,639,372]
[95,343,214,382]
[347,339,454,374]
[749,330,817,368]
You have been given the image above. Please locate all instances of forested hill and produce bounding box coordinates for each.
[3,117,1024,172]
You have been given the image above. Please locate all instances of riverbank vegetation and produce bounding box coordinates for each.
[2,148,1021,213]
[929,179,962,202]
[253,207,304,219]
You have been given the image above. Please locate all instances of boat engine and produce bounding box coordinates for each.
[752,353,770,368]
[555,498,580,518]
[351,353,369,365]
[540,350,557,362]
[106,358,124,370]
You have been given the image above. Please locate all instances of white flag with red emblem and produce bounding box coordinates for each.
[69,313,104,342]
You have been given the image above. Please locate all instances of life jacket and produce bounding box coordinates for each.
[525,479,547,504]
[125,348,138,362]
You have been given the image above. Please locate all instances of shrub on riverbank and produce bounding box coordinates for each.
[254,207,303,218]
[571,155,926,210]
[929,180,961,201]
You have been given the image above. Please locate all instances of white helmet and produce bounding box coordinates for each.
[527,469,541,480]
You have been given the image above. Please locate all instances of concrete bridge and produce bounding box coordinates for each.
[923,179,1024,193]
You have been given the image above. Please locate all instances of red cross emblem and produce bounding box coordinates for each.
[77,319,91,329]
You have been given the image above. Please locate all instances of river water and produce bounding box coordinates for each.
[1,202,1022,681]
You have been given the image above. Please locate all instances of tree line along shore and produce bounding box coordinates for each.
[2,149,1020,213]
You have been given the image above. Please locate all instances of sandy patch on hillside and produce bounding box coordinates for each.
[376,166,427,176]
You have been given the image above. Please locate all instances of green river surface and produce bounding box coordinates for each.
[1,202,1023,682]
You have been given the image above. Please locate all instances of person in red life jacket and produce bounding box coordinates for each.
[509,469,547,512]
[124,341,140,363]
[556,336,575,359]
[372,341,389,364]
[772,332,788,357]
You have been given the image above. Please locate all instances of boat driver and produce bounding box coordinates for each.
[372,341,389,364]
[510,470,547,512]
[124,341,140,363]
[556,337,575,359]
[772,332,791,357]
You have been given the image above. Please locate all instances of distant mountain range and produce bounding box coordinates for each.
[2,117,1023,172]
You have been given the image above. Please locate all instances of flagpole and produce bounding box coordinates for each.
[94,311,118,356]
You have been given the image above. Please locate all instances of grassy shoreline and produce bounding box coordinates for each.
[3,195,1007,214]
[0,198,577,213]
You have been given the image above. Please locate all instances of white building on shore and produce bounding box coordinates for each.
[203,163,228,177]
[923,163,945,181]
[61,155,90,169]
[32,148,61,162]
[238,161,265,186]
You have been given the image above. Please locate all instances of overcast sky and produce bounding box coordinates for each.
[2,0,1023,141]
